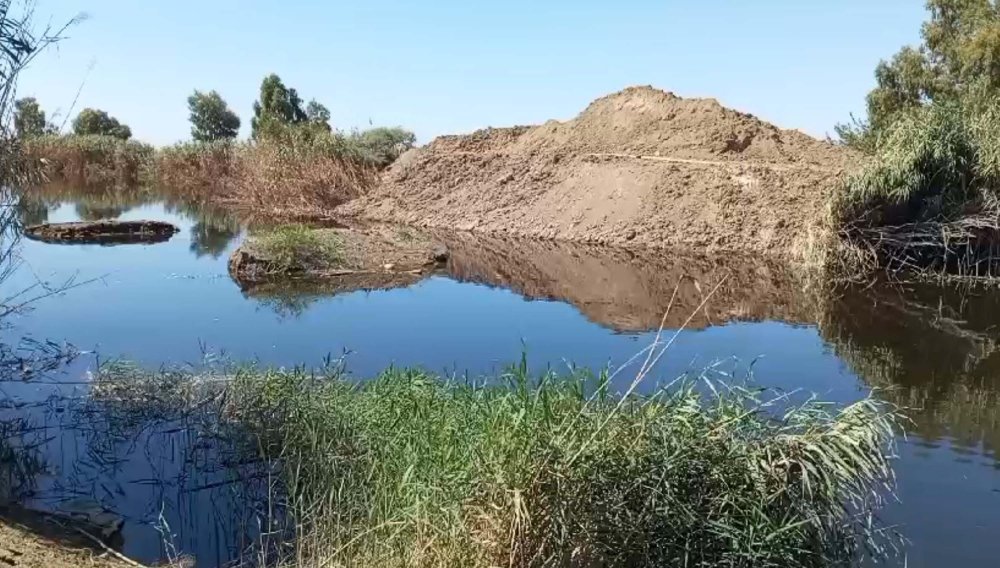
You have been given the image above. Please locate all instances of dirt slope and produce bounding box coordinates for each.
[341,86,856,258]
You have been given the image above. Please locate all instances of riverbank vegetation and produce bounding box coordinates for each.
[18,73,416,217]
[91,360,900,568]
[834,0,1000,279]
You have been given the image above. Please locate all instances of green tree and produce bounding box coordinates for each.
[13,97,55,138]
[840,0,1000,148]
[251,74,309,139]
[72,108,132,139]
[305,99,332,132]
[188,90,240,141]
[351,127,417,168]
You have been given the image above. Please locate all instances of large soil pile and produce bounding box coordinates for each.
[341,86,856,258]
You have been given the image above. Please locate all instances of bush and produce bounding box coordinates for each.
[835,87,1000,277]
[346,127,416,169]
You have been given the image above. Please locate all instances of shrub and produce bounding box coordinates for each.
[346,127,416,169]
[835,87,1000,277]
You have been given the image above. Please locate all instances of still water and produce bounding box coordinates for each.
[2,188,1000,567]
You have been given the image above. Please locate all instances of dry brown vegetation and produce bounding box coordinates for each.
[25,136,380,220]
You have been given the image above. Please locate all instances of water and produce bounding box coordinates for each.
[2,187,1000,567]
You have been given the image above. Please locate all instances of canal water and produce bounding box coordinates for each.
[1,187,999,567]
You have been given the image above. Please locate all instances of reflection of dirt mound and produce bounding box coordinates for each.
[438,232,815,332]
[24,221,179,245]
[344,86,855,259]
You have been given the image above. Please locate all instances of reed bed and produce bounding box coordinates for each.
[81,357,902,568]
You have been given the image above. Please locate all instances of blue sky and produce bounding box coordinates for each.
[20,1,926,145]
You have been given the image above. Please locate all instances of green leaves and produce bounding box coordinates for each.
[71,108,131,140]
[187,90,240,142]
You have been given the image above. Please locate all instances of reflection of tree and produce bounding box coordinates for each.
[819,283,1000,458]
[75,202,125,221]
[190,221,239,259]
[15,195,50,226]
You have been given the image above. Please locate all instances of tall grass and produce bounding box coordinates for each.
[23,134,154,188]
[835,86,1000,278]
[214,363,899,568]
[24,126,412,218]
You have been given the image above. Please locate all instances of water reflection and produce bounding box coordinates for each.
[820,283,1000,459]
[5,183,1000,566]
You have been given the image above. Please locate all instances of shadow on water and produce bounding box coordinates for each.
[4,183,1000,566]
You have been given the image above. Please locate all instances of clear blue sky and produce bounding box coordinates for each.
[20,1,926,146]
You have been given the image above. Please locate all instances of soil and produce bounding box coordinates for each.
[0,509,130,568]
[341,86,857,260]
[24,221,179,245]
[229,224,448,285]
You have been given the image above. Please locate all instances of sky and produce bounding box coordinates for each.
[18,1,927,146]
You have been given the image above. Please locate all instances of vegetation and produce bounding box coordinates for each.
[13,97,55,138]
[20,70,414,215]
[187,89,240,141]
[836,1,1000,278]
[72,107,132,140]
[24,134,153,187]
[179,362,898,568]
[252,224,343,272]
[347,126,416,168]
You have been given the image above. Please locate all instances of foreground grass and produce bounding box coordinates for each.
[99,360,898,568]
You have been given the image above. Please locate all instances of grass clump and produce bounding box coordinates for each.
[253,224,343,272]
[223,364,899,568]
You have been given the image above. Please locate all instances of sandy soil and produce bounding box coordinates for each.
[0,512,129,568]
[341,86,857,260]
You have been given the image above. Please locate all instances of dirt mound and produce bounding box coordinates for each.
[340,86,857,259]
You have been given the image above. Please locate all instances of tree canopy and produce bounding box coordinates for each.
[14,97,55,138]
[840,0,1000,148]
[251,74,309,139]
[72,108,132,140]
[305,99,332,132]
[188,90,240,142]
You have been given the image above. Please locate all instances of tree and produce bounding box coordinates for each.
[305,99,331,132]
[351,127,417,168]
[839,0,1000,148]
[251,74,308,139]
[188,90,240,142]
[72,108,132,139]
[13,97,53,138]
